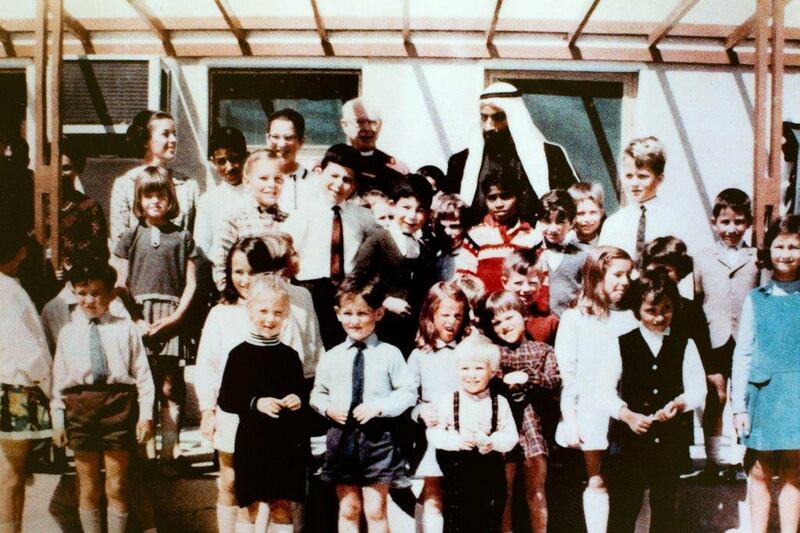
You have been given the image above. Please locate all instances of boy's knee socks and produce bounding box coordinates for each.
[107,508,128,533]
[217,504,239,533]
[266,524,293,533]
[159,404,181,458]
[422,508,444,532]
[234,522,255,533]
[79,508,103,533]
[583,488,609,533]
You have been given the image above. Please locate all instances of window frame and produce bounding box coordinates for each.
[208,67,362,162]
[486,69,638,203]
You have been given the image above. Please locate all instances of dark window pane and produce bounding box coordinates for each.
[63,60,150,126]
[0,70,26,137]
[211,70,359,147]
[501,78,624,211]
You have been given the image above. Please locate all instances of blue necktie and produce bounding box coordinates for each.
[89,319,109,383]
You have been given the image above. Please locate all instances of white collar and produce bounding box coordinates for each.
[639,324,670,343]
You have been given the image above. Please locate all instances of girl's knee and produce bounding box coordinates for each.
[339,497,361,522]
[268,500,292,523]
[363,501,386,523]
[586,475,606,491]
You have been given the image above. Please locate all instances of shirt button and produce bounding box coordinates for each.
[652,365,658,371]
[653,389,659,394]
[654,437,660,443]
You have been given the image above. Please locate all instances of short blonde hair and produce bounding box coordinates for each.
[568,181,605,212]
[623,136,665,175]
[243,148,280,179]
[246,273,290,310]
[453,336,500,374]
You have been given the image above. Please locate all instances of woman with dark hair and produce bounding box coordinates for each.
[109,110,198,250]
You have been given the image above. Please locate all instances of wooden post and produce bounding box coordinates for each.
[33,0,48,246]
[50,0,64,270]
[752,0,770,247]
[767,0,785,226]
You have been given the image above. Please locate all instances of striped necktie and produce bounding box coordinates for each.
[635,204,647,259]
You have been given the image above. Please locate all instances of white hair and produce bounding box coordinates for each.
[453,335,501,373]
[341,97,382,121]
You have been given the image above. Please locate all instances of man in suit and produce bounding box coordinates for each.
[445,82,579,225]
[340,97,409,197]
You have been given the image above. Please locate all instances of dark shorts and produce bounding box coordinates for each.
[703,337,735,377]
[321,420,406,486]
[64,384,137,452]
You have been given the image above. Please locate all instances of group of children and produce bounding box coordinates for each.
[1,107,799,533]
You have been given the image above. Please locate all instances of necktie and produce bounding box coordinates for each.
[349,341,366,415]
[635,204,647,259]
[88,318,108,383]
[330,205,344,281]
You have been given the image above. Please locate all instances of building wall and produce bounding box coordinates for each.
[5,56,797,251]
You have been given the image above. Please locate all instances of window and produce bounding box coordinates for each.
[210,69,360,151]
[488,71,636,212]
[0,70,26,139]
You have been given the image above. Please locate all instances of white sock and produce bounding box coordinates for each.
[107,508,128,533]
[217,504,239,533]
[254,502,270,533]
[583,488,609,533]
[79,508,103,533]
[422,508,444,532]
[235,522,255,533]
[266,523,293,532]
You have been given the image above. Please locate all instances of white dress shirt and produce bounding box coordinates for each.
[310,333,417,418]
[51,309,155,426]
[194,181,248,255]
[0,274,52,395]
[283,198,378,281]
[598,196,694,259]
[427,390,518,453]
[407,341,460,421]
[603,326,707,419]
[279,165,321,213]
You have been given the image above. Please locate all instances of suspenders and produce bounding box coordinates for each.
[452,391,498,434]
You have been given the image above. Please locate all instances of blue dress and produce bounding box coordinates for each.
[744,283,800,450]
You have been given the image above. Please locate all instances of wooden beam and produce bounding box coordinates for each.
[0,24,15,57]
[49,0,64,269]
[753,0,771,245]
[486,0,503,49]
[33,0,48,245]
[568,0,601,48]
[126,0,176,57]
[212,0,251,56]
[726,0,795,50]
[62,7,94,54]
[648,0,700,47]
[309,0,333,56]
[769,0,786,201]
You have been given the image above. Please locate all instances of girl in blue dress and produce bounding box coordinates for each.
[732,214,800,533]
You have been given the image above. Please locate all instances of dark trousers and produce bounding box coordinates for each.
[299,278,345,350]
[608,466,679,533]
[437,449,506,533]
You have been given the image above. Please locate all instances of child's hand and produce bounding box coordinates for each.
[326,407,349,425]
[146,315,178,338]
[256,397,283,418]
[134,319,149,337]
[620,407,652,435]
[459,434,478,450]
[281,394,302,411]
[559,417,580,448]
[734,413,750,438]
[52,428,68,448]
[383,297,411,317]
[353,403,382,424]
[503,371,529,390]
[420,404,439,427]
[200,410,216,441]
[654,398,684,422]
[478,440,494,455]
[136,420,154,443]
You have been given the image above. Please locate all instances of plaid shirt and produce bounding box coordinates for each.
[499,339,561,458]
[210,196,288,290]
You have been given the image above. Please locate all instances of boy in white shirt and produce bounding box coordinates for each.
[51,261,154,533]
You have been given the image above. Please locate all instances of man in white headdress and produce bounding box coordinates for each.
[445,82,579,224]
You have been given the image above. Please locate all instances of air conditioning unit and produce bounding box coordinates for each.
[62,57,169,135]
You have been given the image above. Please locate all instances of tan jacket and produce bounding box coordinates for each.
[693,245,760,348]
